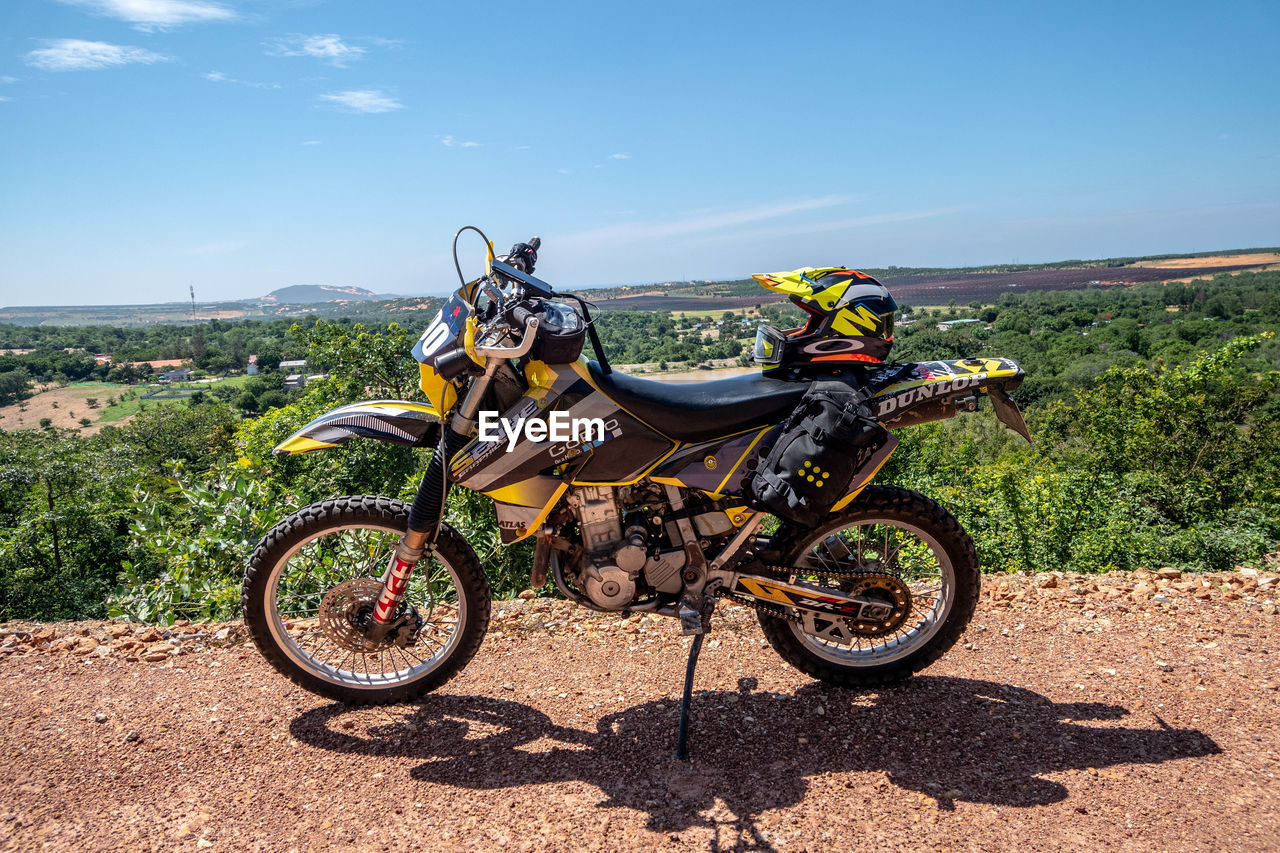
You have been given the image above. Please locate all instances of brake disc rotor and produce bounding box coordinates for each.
[318,579,388,652]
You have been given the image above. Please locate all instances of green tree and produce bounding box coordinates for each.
[0,429,135,619]
[257,389,288,411]
[292,319,417,399]
[0,369,31,404]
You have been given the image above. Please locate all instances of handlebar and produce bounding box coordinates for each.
[509,303,537,329]
[463,232,557,360]
[473,315,540,359]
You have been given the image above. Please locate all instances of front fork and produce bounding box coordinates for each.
[367,356,501,639]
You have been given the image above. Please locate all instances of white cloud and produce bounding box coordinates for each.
[0,76,17,84]
[25,39,170,72]
[267,34,365,67]
[56,0,236,31]
[714,207,962,243]
[560,196,850,247]
[0,97,9,103]
[441,135,479,148]
[302,140,321,145]
[203,70,279,89]
[608,153,630,160]
[318,89,403,113]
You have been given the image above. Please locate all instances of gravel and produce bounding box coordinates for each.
[1,568,1278,851]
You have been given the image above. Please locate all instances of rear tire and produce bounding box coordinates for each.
[243,495,490,705]
[758,485,979,688]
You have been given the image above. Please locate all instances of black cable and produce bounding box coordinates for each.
[452,225,493,291]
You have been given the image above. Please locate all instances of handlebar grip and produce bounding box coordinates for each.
[510,304,537,329]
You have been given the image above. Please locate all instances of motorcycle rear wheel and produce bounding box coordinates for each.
[758,485,979,688]
[243,495,490,704]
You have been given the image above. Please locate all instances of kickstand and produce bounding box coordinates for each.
[674,596,715,762]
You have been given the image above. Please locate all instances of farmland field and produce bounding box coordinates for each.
[586,257,1274,317]
[588,262,1268,315]
[1130,251,1280,269]
[0,376,252,434]
[590,295,776,312]
[878,263,1266,305]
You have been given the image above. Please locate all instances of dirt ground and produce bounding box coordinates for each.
[1130,252,1280,270]
[0,383,123,434]
[1163,266,1280,284]
[2,568,1278,852]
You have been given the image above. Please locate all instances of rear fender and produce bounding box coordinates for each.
[871,357,1031,443]
[273,400,441,456]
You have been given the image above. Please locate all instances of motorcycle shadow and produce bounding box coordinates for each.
[290,676,1218,835]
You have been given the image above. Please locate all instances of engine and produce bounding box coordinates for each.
[564,483,737,610]
[566,485,645,608]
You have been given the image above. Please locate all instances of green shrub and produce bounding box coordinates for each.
[110,473,284,624]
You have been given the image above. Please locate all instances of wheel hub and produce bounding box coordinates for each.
[843,574,913,636]
[795,573,913,643]
[318,579,390,652]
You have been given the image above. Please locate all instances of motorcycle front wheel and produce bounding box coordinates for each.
[242,495,490,704]
[758,485,979,688]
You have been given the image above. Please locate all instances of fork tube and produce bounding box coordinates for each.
[370,359,498,628]
[450,356,501,437]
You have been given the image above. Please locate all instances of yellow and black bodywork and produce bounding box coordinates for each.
[275,281,1028,546]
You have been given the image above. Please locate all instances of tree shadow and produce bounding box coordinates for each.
[291,676,1218,850]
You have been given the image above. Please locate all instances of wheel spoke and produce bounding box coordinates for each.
[259,513,474,690]
[783,513,957,667]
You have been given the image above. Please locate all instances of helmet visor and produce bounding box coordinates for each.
[752,324,786,365]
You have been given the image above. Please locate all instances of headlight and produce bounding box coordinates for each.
[752,325,786,365]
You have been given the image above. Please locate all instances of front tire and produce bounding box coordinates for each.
[758,485,979,688]
[243,495,490,704]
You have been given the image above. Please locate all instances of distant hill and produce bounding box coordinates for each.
[259,285,382,304]
[3,247,1276,328]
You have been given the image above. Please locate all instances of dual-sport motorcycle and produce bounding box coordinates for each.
[243,228,1030,755]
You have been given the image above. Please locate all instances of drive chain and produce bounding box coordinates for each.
[714,564,896,624]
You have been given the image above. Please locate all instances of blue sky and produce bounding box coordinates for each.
[1,0,1277,306]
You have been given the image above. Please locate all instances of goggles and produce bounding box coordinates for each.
[752,324,787,365]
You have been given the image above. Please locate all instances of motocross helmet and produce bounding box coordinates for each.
[751,266,897,373]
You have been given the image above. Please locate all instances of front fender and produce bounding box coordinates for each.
[274,400,441,456]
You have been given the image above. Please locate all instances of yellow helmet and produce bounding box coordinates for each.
[751,267,898,373]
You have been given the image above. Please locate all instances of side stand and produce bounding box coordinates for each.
[674,595,715,762]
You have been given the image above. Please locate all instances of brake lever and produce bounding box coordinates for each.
[474,316,540,359]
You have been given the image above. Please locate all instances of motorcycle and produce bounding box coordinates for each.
[242,228,1030,757]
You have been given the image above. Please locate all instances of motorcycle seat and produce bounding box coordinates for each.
[586,361,807,442]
